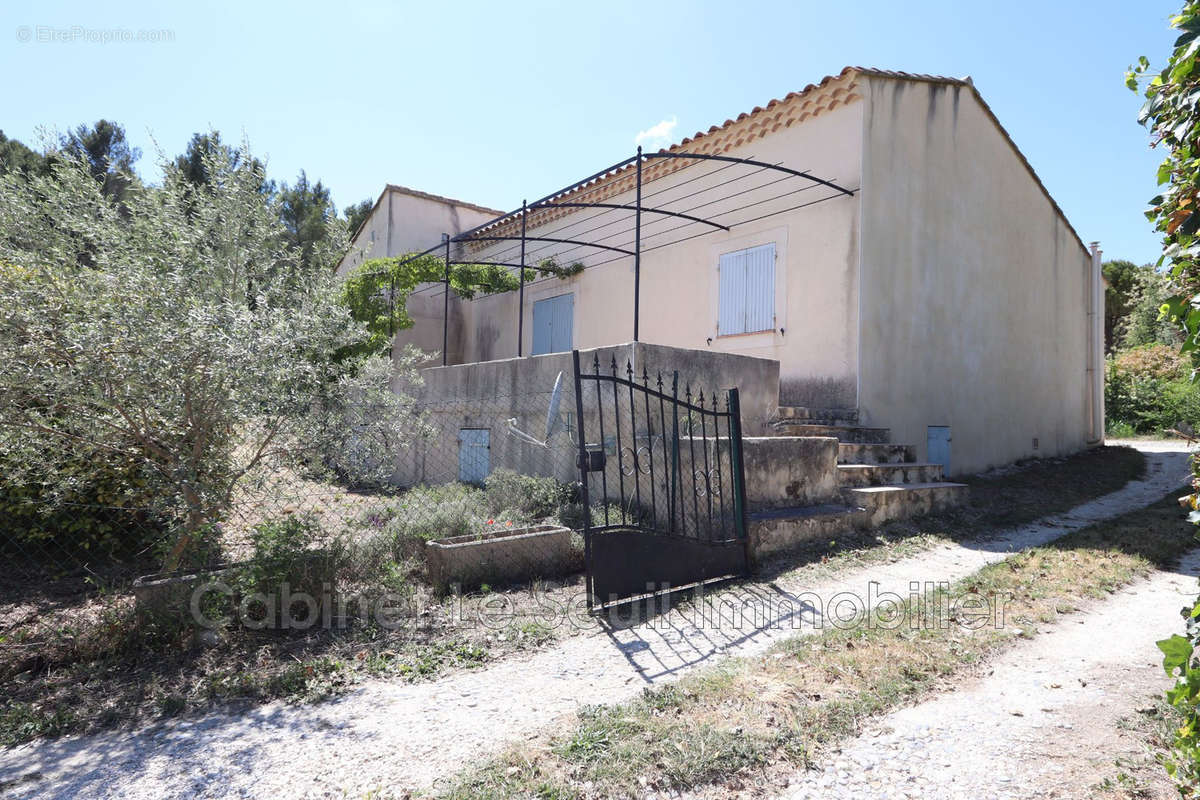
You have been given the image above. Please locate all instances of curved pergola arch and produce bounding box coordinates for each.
[375,149,857,364]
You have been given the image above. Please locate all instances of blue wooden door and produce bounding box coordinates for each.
[927,426,951,474]
[532,294,574,355]
[458,428,490,484]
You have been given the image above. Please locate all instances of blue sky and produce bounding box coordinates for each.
[0,0,1183,264]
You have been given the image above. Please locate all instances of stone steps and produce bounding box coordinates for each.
[770,422,891,443]
[845,482,969,526]
[774,406,860,424]
[748,503,871,559]
[737,404,969,554]
[836,462,945,487]
[838,442,917,464]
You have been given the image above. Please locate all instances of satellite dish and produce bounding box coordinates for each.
[506,370,566,448]
[545,371,564,440]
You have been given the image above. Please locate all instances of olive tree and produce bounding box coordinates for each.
[0,140,421,571]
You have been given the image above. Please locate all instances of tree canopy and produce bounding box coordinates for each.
[343,198,374,237]
[59,119,140,203]
[0,131,48,177]
[278,170,338,272]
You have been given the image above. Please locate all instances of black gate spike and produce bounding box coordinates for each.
[609,355,618,376]
[625,360,633,380]
[656,371,664,391]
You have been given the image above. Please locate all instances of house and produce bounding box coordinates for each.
[385,66,1104,480]
[336,184,504,358]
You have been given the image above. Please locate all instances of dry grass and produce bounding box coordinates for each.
[0,445,1152,749]
[436,488,1193,800]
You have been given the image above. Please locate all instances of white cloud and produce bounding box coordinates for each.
[634,116,678,149]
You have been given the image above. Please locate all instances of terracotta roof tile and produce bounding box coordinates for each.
[467,66,1086,256]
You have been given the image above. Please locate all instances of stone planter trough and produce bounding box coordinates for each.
[425,524,581,592]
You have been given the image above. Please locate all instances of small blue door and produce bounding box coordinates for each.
[531,294,574,355]
[927,426,951,474]
[458,428,490,484]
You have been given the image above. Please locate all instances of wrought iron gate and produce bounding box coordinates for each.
[571,350,751,609]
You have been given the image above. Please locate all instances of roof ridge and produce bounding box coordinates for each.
[383,183,505,217]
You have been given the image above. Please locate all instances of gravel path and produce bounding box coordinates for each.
[782,547,1200,800]
[0,442,1191,800]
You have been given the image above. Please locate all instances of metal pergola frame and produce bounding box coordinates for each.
[379,147,857,365]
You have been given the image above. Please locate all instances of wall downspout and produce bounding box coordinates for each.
[1087,241,1104,445]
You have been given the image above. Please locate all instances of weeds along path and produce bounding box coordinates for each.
[781,547,1200,800]
[0,442,1192,800]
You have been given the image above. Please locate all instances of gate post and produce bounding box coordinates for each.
[727,387,754,571]
[571,349,594,608]
[442,233,450,366]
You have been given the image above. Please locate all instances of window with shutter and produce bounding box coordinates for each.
[531,293,574,355]
[717,243,776,335]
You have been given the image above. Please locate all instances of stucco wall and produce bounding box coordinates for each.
[856,76,1099,475]
[392,342,780,487]
[417,99,864,409]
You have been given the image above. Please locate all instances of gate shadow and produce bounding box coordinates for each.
[592,575,827,684]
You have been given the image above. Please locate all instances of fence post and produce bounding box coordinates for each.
[518,200,527,357]
[388,274,396,358]
[633,145,642,343]
[571,349,593,608]
[727,387,754,571]
[442,233,450,366]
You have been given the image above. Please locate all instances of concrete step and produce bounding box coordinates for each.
[749,503,871,560]
[838,443,916,464]
[741,436,840,510]
[775,406,859,424]
[770,422,891,443]
[836,462,945,488]
[845,482,969,526]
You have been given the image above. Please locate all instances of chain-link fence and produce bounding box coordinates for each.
[0,379,589,636]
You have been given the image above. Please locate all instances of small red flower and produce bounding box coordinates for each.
[487,518,495,525]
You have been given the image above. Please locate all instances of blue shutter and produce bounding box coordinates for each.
[718,252,743,335]
[743,244,775,333]
[553,293,573,351]
[532,294,574,355]
[718,243,775,335]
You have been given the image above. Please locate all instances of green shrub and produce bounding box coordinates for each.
[1105,344,1200,433]
[235,515,344,622]
[1106,420,1137,438]
[0,443,166,562]
[1158,592,1200,792]
[386,483,490,544]
[556,501,646,531]
[556,502,589,531]
[484,469,577,520]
